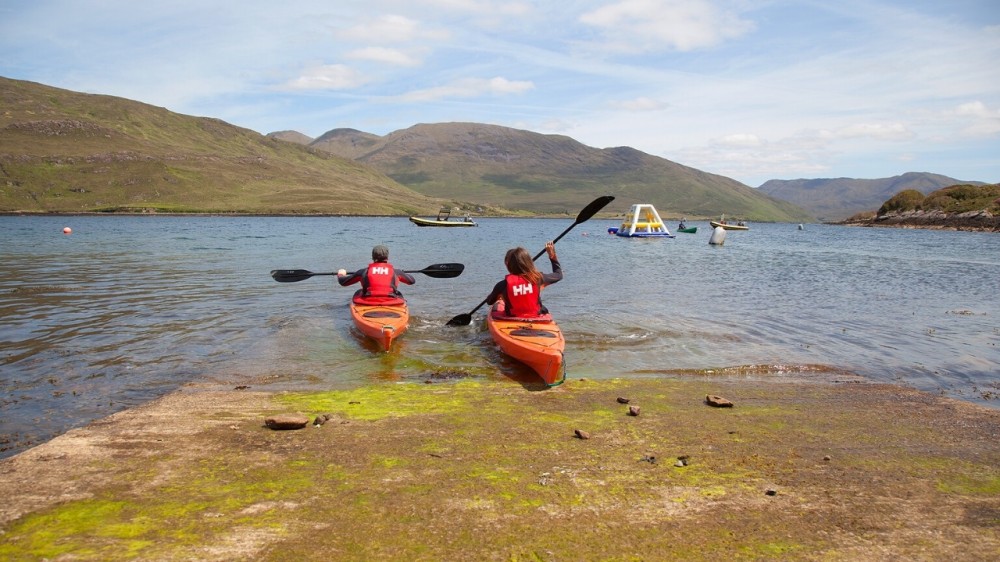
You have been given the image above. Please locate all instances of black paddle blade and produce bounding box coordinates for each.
[576,195,615,224]
[270,269,317,282]
[446,313,473,327]
[416,263,464,279]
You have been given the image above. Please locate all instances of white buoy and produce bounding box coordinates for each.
[798,224,804,230]
[709,225,727,246]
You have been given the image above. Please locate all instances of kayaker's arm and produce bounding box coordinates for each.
[338,270,362,287]
[397,271,416,285]
[485,280,506,306]
[542,254,562,286]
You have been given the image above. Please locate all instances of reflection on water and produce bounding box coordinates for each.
[1,215,998,458]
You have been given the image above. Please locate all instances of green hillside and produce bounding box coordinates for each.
[311,123,813,222]
[0,77,443,215]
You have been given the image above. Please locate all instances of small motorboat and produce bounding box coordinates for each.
[409,207,477,227]
[709,214,749,231]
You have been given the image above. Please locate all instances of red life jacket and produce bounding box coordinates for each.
[365,262,397,298]
[504,273,541,317]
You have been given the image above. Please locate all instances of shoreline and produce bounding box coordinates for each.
[2,374,997,560]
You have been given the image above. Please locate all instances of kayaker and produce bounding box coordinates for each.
[337,245,415,304]
[485,241,562,318]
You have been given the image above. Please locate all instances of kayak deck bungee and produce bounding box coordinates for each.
[486,301,565,386]
[349,300,409,352]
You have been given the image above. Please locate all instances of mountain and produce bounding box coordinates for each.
[757,172,986,221]
[0,77,442,215]
[306,122,813,222]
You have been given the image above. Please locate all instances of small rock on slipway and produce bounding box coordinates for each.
[628,405,641,416]
[574,429,591,440]
[265,414,310,430]
[616,397,631,404]
[705,395,734,408]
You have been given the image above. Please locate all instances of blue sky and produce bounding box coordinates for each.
[2,0,998,187]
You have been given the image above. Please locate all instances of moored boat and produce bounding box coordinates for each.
[677,226,698,233]
[350,299,409,351]
[486,301,565,386]
[710,215,749,230]
[409,207,477,227]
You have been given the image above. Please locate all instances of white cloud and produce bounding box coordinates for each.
[608,97,668,111]
[397,77,534,102]
[337,14,449,43]
[834,122,915,141]
[285,64,369,90]
[346,47,423,67]
[579,0,755,52]
[950,101,1000,136]
[716,133,762,148]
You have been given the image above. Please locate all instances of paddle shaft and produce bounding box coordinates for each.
[447,195,614,326]
[271,263,463,283]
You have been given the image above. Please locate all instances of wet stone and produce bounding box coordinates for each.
[264,414,310,430]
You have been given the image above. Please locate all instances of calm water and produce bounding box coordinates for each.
[2,215,999,458]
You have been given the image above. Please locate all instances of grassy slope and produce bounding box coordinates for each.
[0,77,442,215]
[312,123,814,222]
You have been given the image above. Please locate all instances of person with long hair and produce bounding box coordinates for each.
[485,241,562,318]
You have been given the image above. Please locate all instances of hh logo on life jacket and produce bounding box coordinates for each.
[371,266,390,275]
[512,283,533,296]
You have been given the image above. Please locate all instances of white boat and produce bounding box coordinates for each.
[409,207,477,227]
[607,204,675,238]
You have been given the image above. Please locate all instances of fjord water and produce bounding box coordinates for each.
[2,215,998,458]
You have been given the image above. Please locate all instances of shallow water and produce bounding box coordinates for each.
[1,215,998,458]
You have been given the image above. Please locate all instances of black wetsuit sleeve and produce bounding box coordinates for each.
[338,270,362,286]
[541,256,562,286]
[485,279,506,305]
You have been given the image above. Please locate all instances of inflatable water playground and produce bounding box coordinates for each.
[607,204,675,238]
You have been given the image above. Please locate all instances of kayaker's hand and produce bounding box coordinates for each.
[545,241,557,260]
[337,269,347,277]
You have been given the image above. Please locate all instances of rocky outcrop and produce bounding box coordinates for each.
[841,209,999,232]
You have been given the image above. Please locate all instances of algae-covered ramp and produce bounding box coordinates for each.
[1,378,998,561]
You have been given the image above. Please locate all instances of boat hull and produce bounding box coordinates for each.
[409,217,477,227]
[486,302,565,386]
[709,221,749,231]
[350,301,409,351]
[677,227,698,233]
[607,227,675,238]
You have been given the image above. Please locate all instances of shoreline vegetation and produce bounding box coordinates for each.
[1,374,998,560]
[837,183,1000,232]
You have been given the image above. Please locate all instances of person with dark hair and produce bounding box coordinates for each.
[485,241,562,318]
[337,245,415,304]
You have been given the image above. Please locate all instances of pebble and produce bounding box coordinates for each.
[628,405,641,416]
[616,397,631,404]
[705,395,734,408]
[264,414,310,430]
[574,429,591,440]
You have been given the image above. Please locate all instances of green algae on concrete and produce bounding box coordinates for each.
[1,378,999,560]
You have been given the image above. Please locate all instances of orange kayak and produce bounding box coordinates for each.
[486,301,565,386]
[350,300,409,351]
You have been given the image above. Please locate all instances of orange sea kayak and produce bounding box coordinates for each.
[486,301,565,386]
[350,300,409,352]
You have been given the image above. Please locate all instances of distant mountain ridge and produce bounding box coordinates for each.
[758,173,986,221]
[298,122,813,222]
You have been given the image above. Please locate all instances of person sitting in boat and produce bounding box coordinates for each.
[337,245,415,305]
[485,241,562,318]
[678,219,687,230]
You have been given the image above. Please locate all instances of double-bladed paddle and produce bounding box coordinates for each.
[271,263,464,283]
[446,195,615,326]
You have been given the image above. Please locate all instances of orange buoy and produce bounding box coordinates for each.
[62,227,72,234]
